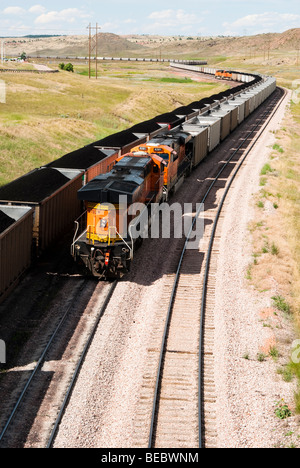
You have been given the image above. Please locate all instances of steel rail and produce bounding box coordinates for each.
[0,279,89,444]
[147,87,287,449]
[46,280,117,448]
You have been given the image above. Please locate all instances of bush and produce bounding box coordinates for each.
[64,63,74,73]
[59,63,73,72]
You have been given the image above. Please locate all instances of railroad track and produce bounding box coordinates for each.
[0,279,116,448]
[132,87,287,449]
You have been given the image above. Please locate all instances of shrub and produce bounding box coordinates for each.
[272,295,291,314]
[275,399,292,419]
[64,63,74,73]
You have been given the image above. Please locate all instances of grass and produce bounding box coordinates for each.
[261,163,274,175]
[272,295,291,315]
[144,77,194,84]
[0,61,228,186]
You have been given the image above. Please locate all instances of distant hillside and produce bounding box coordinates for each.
[4,33,144,58]
[4,28,300,59]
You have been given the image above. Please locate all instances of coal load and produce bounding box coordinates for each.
[93,130,140,148]
[0,211,15,233]
[129,120,164,134]
[0,168,69,203]
[48,146,109,170]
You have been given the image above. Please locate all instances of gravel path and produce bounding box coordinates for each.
[213,89,300,448]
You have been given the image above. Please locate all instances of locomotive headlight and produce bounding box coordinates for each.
[100,218,108,228]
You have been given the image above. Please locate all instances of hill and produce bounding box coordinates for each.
[4,33,144,58]
[2,29,299,60]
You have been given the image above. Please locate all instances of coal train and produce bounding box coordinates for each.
[0,65,277,295]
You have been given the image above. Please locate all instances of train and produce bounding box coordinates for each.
[0,65,277,296]
[215,70,233,80]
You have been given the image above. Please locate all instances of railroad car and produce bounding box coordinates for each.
[72,153,166,278]
[131,130,192,196]
[0,206,34,301]
[131,125,210,199]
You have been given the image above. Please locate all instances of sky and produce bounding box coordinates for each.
[0,0,299,37]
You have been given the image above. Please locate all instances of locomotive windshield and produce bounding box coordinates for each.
[155,153,169,166]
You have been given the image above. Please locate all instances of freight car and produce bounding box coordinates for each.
[0,206,34,300]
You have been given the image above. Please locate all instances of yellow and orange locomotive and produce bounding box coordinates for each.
[72,153,166,278]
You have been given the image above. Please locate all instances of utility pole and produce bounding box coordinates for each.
[1,40,5,64]
[87,23,100,79]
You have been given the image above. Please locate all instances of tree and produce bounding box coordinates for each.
[20,52,27,61]
[64,63,74,73]
[59,63,65,70]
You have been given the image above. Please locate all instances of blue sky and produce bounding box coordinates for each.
[0,1,299,37]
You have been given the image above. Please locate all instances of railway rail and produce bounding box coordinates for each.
[146,87,287,448]
[0,279,116,448]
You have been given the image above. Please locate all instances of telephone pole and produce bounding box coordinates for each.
[87,23,100,79]
[1,40,5,64]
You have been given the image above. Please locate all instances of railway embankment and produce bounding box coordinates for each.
[213,88,300,448]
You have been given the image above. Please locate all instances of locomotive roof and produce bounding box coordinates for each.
[149,129,192,147]
[78,156,152,203]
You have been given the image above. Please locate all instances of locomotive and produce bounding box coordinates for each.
[72,153,166,278]
[71,125,208,278]
[215,70,233,80]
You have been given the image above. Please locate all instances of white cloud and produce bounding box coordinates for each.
[147,8,202,33]
[35,8,91,25]
[3,7,26,15]
[223,12,300,35]
[29,5,47,15]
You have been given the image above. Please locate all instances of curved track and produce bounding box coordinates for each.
[147,87,287,448]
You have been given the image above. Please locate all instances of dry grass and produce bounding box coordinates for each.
[247,99,300,411]
[249,107,300,321]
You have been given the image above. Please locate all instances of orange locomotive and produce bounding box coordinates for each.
[72,153,166,278]
[131,129,193,199]
[215,70,233,80]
